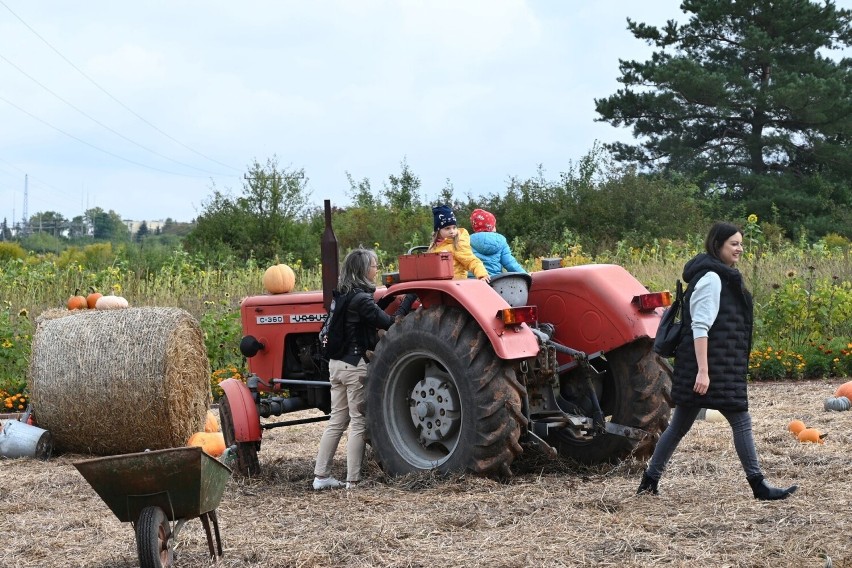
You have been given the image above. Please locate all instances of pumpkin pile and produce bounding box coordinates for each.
[66,287,129,310]
[824,380,852,412]
[787,419,827,444]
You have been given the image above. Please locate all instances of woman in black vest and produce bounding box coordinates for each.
[638,222,798,500]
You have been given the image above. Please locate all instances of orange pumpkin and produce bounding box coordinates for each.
[263,264,296,294]
[187,431,226,457]
[66,289,87,310]
[204,410,220,433]
[797,428,825,444]
[835,381,852,400]
[787,419,806,436]
[86,287,103,309]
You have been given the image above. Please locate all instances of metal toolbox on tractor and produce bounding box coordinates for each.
[398,252,453,281]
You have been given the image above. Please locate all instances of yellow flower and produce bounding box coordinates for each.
[747,214,758,224]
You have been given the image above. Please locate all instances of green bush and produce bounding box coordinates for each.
[0,303,33,397]
[199,297,244,374]
[0,242,26,262]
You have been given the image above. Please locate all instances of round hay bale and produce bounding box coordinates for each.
[28,307,211,455]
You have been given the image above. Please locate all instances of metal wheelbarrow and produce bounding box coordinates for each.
[74,446,231,568]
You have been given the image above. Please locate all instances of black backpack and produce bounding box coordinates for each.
[319,289,362,360]
[653,280,685,357]
[654,271,708,357]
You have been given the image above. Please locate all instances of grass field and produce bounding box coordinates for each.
[1,380,850,568]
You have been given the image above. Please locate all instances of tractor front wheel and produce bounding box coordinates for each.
[366,306,526,477]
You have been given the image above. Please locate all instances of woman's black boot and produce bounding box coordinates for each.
[637,471,659,495]
[747,474,798,500]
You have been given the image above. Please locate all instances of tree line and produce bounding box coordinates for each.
[3,0,849,269]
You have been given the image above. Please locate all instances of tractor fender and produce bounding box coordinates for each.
[380,279,539,361]
[220,378,262,443]
[528,264,663,354]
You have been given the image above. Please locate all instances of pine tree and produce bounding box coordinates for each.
[595,0,851,236]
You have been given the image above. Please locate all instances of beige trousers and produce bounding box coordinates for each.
[313,358,368,482]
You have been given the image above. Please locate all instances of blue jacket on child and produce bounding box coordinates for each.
[469,231,526,275]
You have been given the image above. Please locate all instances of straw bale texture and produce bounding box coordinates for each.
[28,307,211,455]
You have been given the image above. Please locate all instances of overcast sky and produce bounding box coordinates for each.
[0,1,720,224]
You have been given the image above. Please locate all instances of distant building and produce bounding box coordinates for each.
[124,219,166,236]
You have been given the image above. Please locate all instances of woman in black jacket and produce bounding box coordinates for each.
[638,222,798,500]
[313,248,394,490]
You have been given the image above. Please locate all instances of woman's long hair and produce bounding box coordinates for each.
[704,221,749,295]
[338,248,378,294]
[704,222,742,261]
[428,229,459,251]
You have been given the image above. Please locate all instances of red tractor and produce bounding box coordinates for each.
[219,202,672,477]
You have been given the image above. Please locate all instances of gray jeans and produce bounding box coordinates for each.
[646,405,762,480]
[314,358,368,482]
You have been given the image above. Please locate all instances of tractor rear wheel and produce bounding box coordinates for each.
[552,339,671,464]
[366,306,526,477]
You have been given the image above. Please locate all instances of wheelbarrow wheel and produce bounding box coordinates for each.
[136,506,174,568]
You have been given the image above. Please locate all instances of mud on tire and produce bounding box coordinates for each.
[553,339,672,464]
[366,305,527,477]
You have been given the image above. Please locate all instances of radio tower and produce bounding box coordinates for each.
[21,174,29,235]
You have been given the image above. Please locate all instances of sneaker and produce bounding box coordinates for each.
[345,481,360,490]
[313,476,344,490]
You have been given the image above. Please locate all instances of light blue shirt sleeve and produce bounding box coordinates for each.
[690,272,721,339]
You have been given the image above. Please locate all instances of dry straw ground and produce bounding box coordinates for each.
[2,381,851,568]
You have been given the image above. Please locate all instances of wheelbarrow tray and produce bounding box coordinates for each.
[74,446,230,523]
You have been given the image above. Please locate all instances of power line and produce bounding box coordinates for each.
[0,93,217,177]
[0,156,76,200]
[0,51,232,176]
[0,0,241,173]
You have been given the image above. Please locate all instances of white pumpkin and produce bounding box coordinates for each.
[95,295,130,310]
[704,409,727,423]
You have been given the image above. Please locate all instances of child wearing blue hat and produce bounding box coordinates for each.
[395,205,490,320]
[429,205,489,282]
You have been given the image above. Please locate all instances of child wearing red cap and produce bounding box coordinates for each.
[469,208,526,275]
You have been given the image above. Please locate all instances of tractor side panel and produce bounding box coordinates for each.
[240,291,326,381]
[529,264,661,355]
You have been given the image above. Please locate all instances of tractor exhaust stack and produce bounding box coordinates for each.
[320,199,339,311]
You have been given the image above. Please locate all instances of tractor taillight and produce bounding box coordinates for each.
[497,306,537,325]
[383,272,401,286]
[632,291,672,312]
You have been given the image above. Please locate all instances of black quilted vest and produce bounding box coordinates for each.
[671,254,753,411]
